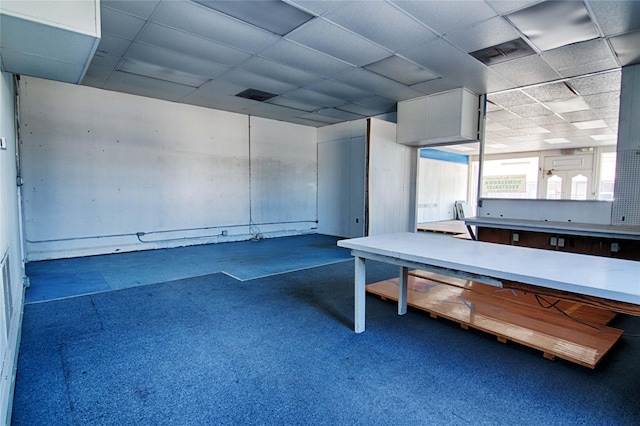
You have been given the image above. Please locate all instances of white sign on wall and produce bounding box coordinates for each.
[483,174,527,193]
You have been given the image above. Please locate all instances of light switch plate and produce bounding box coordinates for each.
[0,137,6,150]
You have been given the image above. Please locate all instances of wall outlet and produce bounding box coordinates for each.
[512,233,519,242]
[611,242,620,253]
[550,237,557,246]
[0,137,6,150]
[558,238,565,248]
[221,230,228,236]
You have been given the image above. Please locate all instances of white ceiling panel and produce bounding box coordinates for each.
[215,69,298,95]
[102,1,161,19]
[316,107,364,120]
[287,18,390,66]
[411,77,460,96]
[267,96,320,112]
[322,1,438,52]
[100,7,147,40]
[352,95,397,111]
[337,102,384,117]
[95,34,132,58]
[392,0,498,35]
[588,0,640,36]
[138,23,252,67]
[490,54,562,87]
[126,43,229,79]
[609,30,640,66]
[152,0,280,53]
[104,70,197,102]
[334,68,424,101]
[400,38,513,94]
[307,79,370,102]
[260,39,353,78]
[542,39,617,69]
[285,0,342,16]
[50,0,635,141]
[283,88,345,108]
[238,56,323,87]
[445,16,521,53]
[484,0,545,15]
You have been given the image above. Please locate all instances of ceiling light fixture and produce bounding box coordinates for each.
[506,1,599,51]
[193,0,314,36]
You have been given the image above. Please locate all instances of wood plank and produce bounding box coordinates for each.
[409,270,618,326]
[367,276,623,368]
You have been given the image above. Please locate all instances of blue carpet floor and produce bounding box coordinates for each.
[12,235,640,425]
[25,234,352,303]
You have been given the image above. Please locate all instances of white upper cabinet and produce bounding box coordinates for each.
[397,88,480,147]
[0,0,101,84]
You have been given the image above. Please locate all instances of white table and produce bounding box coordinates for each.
[337,232,640,333]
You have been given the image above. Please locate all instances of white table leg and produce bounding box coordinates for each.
[354,256,366,333]
[398,266,408,315]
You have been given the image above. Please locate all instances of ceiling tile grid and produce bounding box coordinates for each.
[67,0,637,155]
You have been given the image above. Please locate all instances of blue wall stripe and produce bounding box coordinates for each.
[420,148,469,165]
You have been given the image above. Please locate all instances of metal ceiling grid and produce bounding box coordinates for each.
[79,0,640,154]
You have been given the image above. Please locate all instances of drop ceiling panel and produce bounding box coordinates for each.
[138,23,252,67]
[100,7,146,40]
[411,77,461,96]
[152,1,280,53]
[400,37,513,94]
[215,69,298,95]
[506,0,599,51]
[609,30,640,66]
[490,54,562,87]
[260,40,353,78]
[445,16,521,53]
[102,1,160,19]
[583,92,620,109]
[542,39,616,69]
[287,18,390,66]
[489,90,535,108]
[238,56,323,86]
[588,0,640,36]
[267,96,319,112]
[484,0,544,15]
[94,34,131,59]
[337,102,383,117]
[126,43,229,79]
[392,0,497,35]
[286,0,342,16]
[556,58,621,79]
[352,95,397,111]
[569,72,621,95]
[0,49,86,82]
[316,107,364,120]
[283,88,345,108]
[322,1,438,52]
[307,79,370,102]
[104,70,197,102]
[334,68,423,101]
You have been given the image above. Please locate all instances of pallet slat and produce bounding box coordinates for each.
[367,272,624,369]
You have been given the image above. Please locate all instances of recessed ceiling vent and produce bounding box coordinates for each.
[235,89,278,102]
[470,38,535,66]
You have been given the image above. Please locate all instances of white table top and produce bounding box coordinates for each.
[338,232,640,305]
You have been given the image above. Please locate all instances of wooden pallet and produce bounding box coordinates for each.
[417,220,470,239]
[366,271,623,368]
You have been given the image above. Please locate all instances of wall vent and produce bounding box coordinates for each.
[470,38,535,66]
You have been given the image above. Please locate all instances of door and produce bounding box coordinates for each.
[542,154,594,200]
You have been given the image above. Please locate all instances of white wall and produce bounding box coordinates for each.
[417,157,468,222]
[367,118,413,235]
[612,63,640,225]
[0,71,26,425]
[317,120,367,238]
[249,117,317,236]
[19,77,318,260]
